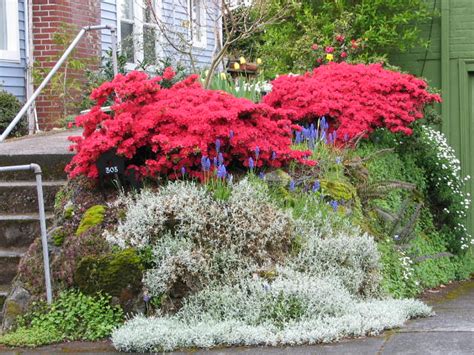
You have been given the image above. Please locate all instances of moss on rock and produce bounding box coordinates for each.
[76,205,107,236]
[320,179,356,201]
[74,249,143,302]
[51,227,67,247]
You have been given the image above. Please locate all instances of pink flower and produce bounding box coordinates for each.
[311,43,319,51]
[317,58,323,64]
[351,40,358,49]
[340,52,348,58]
[163,66,176,81]
[336,34,345,42]
[325,46,334,53]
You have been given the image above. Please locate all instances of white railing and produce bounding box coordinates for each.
[0,164,52,303]
[0,25,118,143]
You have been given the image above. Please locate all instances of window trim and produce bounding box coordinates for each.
[117,0,163,70]
[0,0,21,62]
[188,0,207,49]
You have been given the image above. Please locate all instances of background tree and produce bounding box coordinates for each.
[234,0,435,78]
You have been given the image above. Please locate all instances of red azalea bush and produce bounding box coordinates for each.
[263,62,441,139]
[66,71,314,179]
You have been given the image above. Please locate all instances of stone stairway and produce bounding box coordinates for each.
[0,130,76,318]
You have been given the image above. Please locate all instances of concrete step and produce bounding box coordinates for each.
[0,249,24,285]
[0,180,66,214]
[0,153,71,181]
[0,213,54,249]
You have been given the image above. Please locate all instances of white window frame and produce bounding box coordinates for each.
[0,0,21,62]
[188,0,207,49]
[117,0,163,70]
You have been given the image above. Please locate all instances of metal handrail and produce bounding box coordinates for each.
[0,24,119,143]
[0,164,52,304]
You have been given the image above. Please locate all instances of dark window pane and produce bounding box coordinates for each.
[0,0,7,50]
[120,21,135,63]
[143,26,156,64]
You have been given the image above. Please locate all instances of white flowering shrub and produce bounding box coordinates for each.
[419,126,472,251]
[109,178,433,352]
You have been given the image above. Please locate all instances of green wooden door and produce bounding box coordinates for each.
[468,72,474,235]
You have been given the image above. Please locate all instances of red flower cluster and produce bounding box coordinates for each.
[66,71,314,179]
[311,35,365,66]
[263,63,441,139]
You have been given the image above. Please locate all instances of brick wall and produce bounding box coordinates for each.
[32,0,101,130]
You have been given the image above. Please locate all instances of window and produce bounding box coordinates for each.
[189,0,207,48]
[0,0,20,62]
[119,0,161,67]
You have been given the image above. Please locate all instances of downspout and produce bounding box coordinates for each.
[441,0,450,138]
[24,0,36,134]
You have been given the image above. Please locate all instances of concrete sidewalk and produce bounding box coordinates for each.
[0,129,80,156]
[1,279,473,354]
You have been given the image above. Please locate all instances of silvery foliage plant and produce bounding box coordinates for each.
[109,179,432,352]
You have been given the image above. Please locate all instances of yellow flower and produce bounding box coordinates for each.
[239,56,246,64]
[233,62,240,70]
[204,69,210,77]
[256,58,263,65]
[326,53,334,61]
[220,72,227,80]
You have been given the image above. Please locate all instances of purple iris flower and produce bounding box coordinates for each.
[217,164,227,178]
[218,152,224,165]
[181,166,186,177]
[271,151,277,160]
[321,116,326,128]
[335,156,342,164]
[289,180,296,191]
[330,200,339,211]
[255,146,260,159]
[295,131,303,144]
[344,133,349,142]
[312,180,320,192]
[258,172,265,179]
[215,139,221,153]
[201,156,208,171]
[143,294,151,303]
[213,157,218,168]
[333,130,337,141]
[249,157,255,170]
[229,130,234,139]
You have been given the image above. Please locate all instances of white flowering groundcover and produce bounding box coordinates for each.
[108,180,432,352]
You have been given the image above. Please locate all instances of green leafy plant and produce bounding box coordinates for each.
[247,0,434,77]
[0,89,26,136]
[203,72,267,102]
[0,290,123,347]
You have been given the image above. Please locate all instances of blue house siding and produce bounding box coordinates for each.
[0,0,27,101]
[100,0,218,70]
[161,0,218,69]
[101,0,117,56]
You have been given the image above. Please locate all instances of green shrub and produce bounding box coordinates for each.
[0,290,123,347]
[0,90,26,137]
[246,0,434,77]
